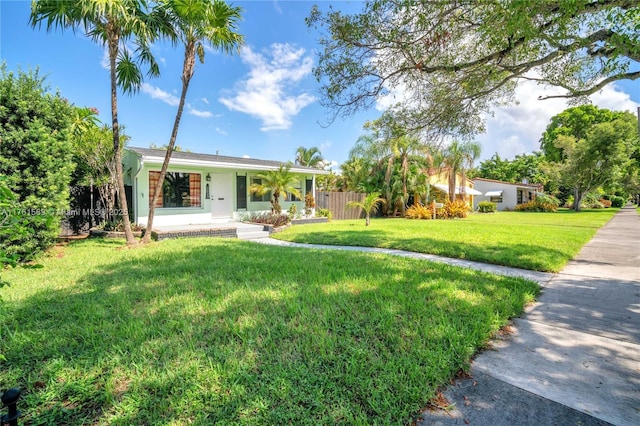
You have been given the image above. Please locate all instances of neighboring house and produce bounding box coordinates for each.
[428,169,482,207]
[472,178,544,211]
[123,147,329,226]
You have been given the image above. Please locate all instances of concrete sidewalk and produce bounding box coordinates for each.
[256,206,640,425]
[418,206,640,426]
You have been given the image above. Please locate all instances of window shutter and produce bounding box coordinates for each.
[189,174,201,207]
[149,171,163,208]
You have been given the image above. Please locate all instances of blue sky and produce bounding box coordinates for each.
[2,0,639,169]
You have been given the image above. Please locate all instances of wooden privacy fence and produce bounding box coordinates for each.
[315,191,366,220]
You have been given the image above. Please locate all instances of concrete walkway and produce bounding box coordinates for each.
[256,206,640,425]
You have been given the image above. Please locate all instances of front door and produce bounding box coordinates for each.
[211,173,233,218]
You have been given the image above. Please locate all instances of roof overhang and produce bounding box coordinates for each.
[128,148,329,175]
[433,183,483,196]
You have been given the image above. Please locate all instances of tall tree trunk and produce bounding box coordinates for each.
[142,42,196,243]
[401,154,408,215]
[573,188,583,212]
[108,31,136,245]
[447,168,456,203]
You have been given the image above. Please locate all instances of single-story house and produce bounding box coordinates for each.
[472,178,544,211]
[123,147,329,227]
[428,169,482,207]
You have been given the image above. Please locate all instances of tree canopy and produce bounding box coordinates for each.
[307,0,640,137]
[475,152,547,187]
[540,105,630,162]
[542,110,639,210]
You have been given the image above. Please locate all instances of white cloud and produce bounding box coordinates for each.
[477,81,640,160]
[215,127,228,136]
[219,43,316,131]
[141,83,180,106]
[201,97,210,105]
[188,108,213,118]
[100,48,109,70]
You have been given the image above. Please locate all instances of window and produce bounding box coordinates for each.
[287,183,302,201]
[149,171,201,208]
[250,178,271,202]
[490,196,503,203]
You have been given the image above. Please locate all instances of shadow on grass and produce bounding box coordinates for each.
[1,239,538,425]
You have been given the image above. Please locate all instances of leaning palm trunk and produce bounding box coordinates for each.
[143,42,195,243]
[108,35,136,245]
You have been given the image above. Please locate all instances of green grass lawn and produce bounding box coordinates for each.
[0,238,538,425]
[274,209,619,272]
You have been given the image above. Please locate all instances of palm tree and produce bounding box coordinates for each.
[351,115,427,215]
[142,0,243,243]
[295,146,325,169]
[440,140,482,203]
[31,0,171,245]
[346,192,386,226]
[250,164,302,214]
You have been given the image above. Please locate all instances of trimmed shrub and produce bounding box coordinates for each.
[514,200,558,212]
[477,201,497,213]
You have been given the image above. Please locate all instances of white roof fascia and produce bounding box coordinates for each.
[138,155,325,174]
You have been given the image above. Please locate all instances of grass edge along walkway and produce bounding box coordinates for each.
[271,209,619,272]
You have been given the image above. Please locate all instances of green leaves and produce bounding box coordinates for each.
[0,66,75,260]
[309,0,640,137]
[543,107,639,210]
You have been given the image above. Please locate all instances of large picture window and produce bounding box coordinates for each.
[149,171,201,208]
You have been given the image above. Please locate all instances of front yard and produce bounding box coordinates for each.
[274,209,619,272]
[0,237,538,425]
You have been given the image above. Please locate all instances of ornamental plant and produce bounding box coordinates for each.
[477,201,497,213]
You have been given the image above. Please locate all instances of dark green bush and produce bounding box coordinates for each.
[477,201,497,213]
[0,66,75,260]
[610,196,625,208]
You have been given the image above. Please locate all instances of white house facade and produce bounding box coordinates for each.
[472,178,544,211]
[123,147,329,227]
